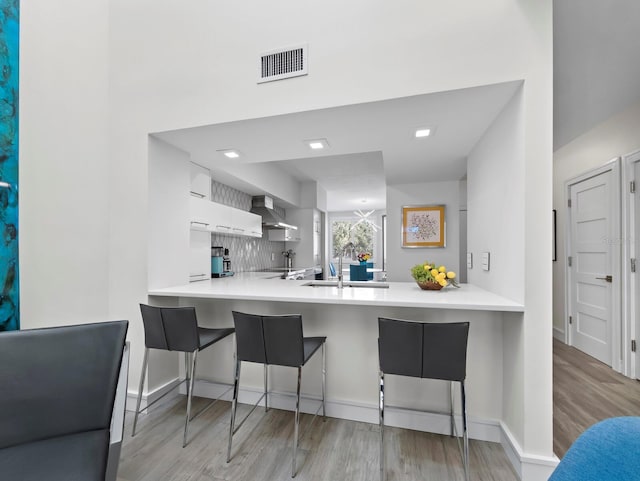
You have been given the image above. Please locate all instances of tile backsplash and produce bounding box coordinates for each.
[210,179,285,272]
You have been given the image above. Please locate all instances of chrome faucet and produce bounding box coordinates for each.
[337,242,355,289]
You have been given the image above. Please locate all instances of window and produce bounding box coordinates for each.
[330,214,377,261]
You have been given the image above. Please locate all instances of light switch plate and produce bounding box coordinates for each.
[467,252,473,269]
[482,252,490,271]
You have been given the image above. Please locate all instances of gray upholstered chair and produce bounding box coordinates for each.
[227,311,327,478]
[0,320,129,481]
[132,304,235,447]
[378,317,470,481]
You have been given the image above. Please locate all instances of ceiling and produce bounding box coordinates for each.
[156,81,521,211]
[155,4,640,211]
[554,0,640,150]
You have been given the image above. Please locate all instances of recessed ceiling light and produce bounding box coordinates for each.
[415,128,431,138]
[219,149,240,159]
[305,138,329,150]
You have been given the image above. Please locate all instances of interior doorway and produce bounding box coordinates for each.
[566,160,621,369]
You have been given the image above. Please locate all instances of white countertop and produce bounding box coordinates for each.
[149,273,524,312]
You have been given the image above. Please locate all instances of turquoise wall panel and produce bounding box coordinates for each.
[0,0,18,331]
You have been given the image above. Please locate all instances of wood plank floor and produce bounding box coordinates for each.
[553,338,640,457]
[118,396,517,481]
[117,340,640,479]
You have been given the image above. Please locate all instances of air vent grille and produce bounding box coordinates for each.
[258,45,308,83]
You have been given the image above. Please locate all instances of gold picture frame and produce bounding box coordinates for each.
[401,205,445,248]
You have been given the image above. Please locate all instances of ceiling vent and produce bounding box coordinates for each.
[258,44,308,84]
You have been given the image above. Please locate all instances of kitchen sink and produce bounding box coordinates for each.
[303,280,389,288]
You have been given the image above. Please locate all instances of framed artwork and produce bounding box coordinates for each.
[401,205,445,248]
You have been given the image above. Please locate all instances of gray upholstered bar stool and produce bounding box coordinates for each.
[378,317,470,481]
[226,311,327,478]
[132,304,235,447]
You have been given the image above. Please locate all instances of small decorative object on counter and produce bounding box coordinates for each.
[410,261,459,290]
[282,249,296,270]
[357,252,371,265]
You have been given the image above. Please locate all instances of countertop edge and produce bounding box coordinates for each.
[148,278,524,313]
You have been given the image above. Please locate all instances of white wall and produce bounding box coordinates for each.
[467,87,530,452]
[553,99,640,337]
[467,88,525,304]
[19,0,111,327]
[148,137,190,290]
[386,182,460,282]
[19,0,553,475]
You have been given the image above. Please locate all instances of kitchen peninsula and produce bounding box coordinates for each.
[149,274,524,459]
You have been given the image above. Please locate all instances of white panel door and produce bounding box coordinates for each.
[634,160,640,378]
[569,171,613,365]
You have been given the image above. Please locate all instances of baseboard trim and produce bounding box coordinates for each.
[190,379,502,443]
[500,421,559,481]
[553,327,565,342]
[134,378,560,480]
[126,377,182,412]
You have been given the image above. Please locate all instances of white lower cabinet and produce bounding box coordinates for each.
[189,196,212,231]
[189,230,210,282]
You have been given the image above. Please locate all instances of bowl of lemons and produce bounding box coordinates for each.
[410,262,458,290]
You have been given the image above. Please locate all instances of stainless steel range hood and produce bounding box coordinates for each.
[250,195,298,230]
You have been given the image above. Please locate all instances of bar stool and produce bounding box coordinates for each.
[226,311,327,478]
[132,304,235,447]
[378,317,470,481]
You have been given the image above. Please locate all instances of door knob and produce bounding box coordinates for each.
[595,275,613,283]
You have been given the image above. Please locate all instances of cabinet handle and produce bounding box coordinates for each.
[216,225,231,230]
[191,221,209,226]
[190,191,206,198]
[232,227,245,232]
[190,273,207,278]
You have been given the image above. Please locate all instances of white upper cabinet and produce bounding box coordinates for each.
[231,208,263,238]
[190,162,210,199]
[209,201,233,234]
[267,228,301,242]
[189,196,262,238]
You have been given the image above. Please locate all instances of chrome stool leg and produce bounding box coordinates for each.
[461,380,469,481]
[132,347,149,437]
[183,349,198,448]
[264,363,269,412]
[184,352,191,397]
[322,343,326,420]
[450,380,456,437]
[292,366,302,478]
[227,358,241,462]
[379,370,385,481]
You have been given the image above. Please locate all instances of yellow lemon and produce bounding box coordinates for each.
[447,271,456,279]
[439,279,448,287]
[436,272,446,280]
[430,269,438,276]
[423,265,430,271]
[438,266,446,273]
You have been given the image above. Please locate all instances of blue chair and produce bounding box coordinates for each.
[549,417,640,481]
